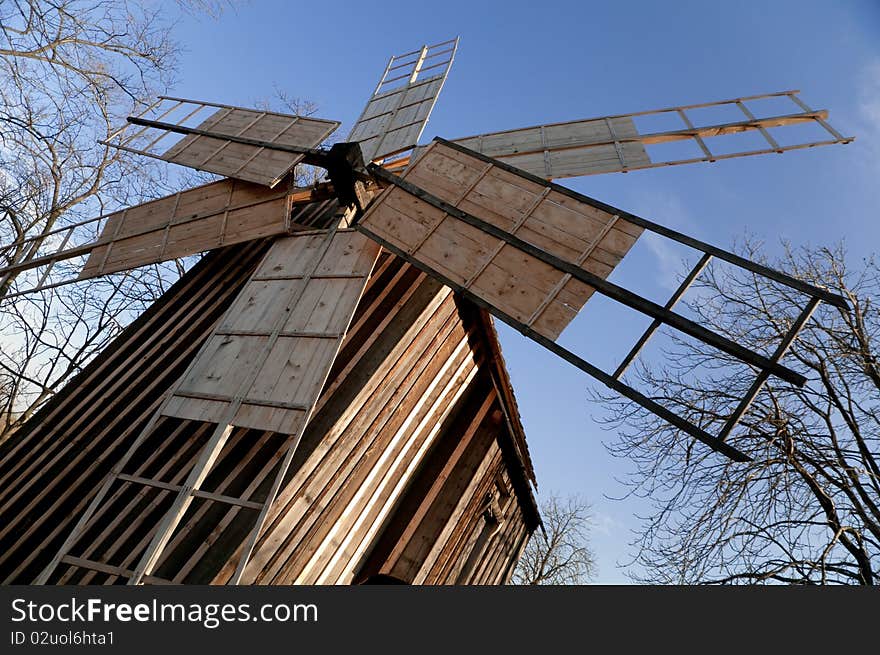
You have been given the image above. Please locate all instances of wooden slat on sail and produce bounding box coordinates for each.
[359,140,642,340]
[162,229,380,434]
[78,178,289,278]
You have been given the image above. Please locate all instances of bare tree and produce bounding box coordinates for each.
[599,241,879,585]
[512,493,596,585]
[0,1,233,440]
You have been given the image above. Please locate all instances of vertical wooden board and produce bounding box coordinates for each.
[175,334,269,399]
[243,337,338,408]
[281,278,357,333]
[253,233,326,278]
[218,280,300,333]
[234,404,307,437]
[313,230,381,277]
[162,230,379,434]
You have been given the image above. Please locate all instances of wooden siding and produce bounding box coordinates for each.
[355,381,532,584]
[0,233,538,585]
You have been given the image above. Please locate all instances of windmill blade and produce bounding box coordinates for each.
[101,97,340,187]
[0,178,291,299]
[162,227,379,434]
[357,138,847,461]
[35,226,380,586]
[449,90,853,180]
[348,38,458,163]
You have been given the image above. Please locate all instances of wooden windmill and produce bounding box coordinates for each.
[0,38,853,585]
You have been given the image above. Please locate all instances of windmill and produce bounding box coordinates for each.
[0,38,853,585]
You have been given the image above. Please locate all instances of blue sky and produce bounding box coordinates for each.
[171,0,879,582]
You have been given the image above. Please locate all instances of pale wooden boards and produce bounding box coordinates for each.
[78,179,289,279]
[448,91,856,179]
[359,141,643,341]
[162,229,380,434]
[349,75,447,163]
[160,107,339,187]
[348,39,457,164]
[452,116,650,179]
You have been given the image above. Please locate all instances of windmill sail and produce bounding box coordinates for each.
[34,225,381,585]
[80,178,292,278]
[359,138,846,460]
[450,91,853,179]
[0,178,291,298]
[102,97,340,187]
[162,228,379,433]
[348,38,458,162]
[363,140,643,341]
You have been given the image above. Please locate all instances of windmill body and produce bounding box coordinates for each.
[0,38,853,585]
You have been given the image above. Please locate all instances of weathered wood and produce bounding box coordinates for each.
[79,178,288,279]
[454,116,650,179]
[348,39,458,162]
[163,229,380,434]
[121,104,339,187]
[450,91,853,178]
[0,229,539,587]
[362,141,643,341]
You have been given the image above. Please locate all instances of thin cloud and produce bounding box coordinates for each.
[626,192,695,292]
[592,510,619,537]
[856,59,880,173]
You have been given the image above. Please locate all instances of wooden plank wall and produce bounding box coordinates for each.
[0,218,538,584]
[354,379,532,584]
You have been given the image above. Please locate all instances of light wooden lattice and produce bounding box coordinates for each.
[359,139,642,340]
[102,97,340,187]
[348,39,458,163]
